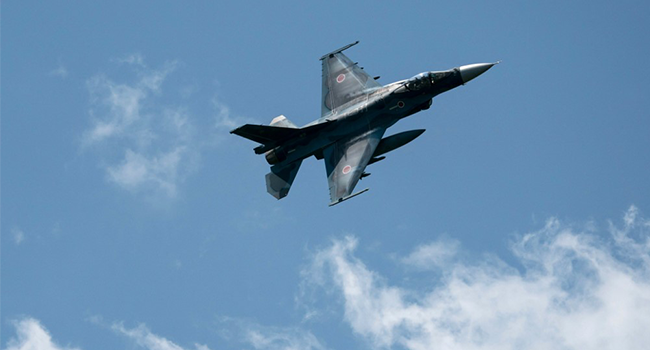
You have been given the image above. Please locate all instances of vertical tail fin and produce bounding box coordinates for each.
[270,115,297,128]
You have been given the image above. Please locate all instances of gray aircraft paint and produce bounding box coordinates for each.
[231,42,498,206]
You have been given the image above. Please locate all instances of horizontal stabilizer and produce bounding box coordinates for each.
[230,124,297,146]
[232,119,336,154]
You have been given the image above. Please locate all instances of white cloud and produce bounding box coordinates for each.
[202,94,257,148]
[212,96,257,132]
[107,147,186,197]
[83,58,174,146]
[609,205,650,270]
[113,53,146,67]
[12,227,25,245]
[401,238,460,270]
[83,77,144,144]
[217,317,327,350]
[111,322,210,350]
[304,206,650,350]
[212,97,238,130]
[4,317,81,350]
[49,64,68,78]
[245,328,326,350]
[83,55,199,198]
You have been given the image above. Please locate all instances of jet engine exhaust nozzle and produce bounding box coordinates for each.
[459,62,498,84]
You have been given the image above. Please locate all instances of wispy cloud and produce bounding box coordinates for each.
[83,58,177,146]
[82,55,199,198]
[211,96,258,134]
[217,317,327,350]
[401,237,460,270]
[212,97,240,130]
[206,96,259,150]
[4,317,81,350]
[111,322,210,350]
[49,64,68,79]
[245,328,326,350]
[113,53,146,67]
[303,206,650,350]
[106,147,187,198]
[11,227,25,245]
[83,75,146,145]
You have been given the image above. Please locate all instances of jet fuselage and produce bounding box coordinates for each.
[265,67,465,167]
[231,41,497,204]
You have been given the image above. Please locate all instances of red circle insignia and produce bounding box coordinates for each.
[336,74,346,83]
[342,165,352,174]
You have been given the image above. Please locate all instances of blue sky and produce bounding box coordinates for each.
[3,1,650,349]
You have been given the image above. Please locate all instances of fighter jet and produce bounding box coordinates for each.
[231,41,498,206]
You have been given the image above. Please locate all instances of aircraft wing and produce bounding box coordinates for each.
[320,41,381,118]
[323,127,386,205]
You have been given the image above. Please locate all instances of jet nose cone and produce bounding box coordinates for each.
[459,62,499,84]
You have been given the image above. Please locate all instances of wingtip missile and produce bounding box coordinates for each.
[319,41,360,60]
[328,188,369,207]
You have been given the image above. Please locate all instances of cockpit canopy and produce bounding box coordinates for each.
[405,72,433,91]
[405,71,454,91]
